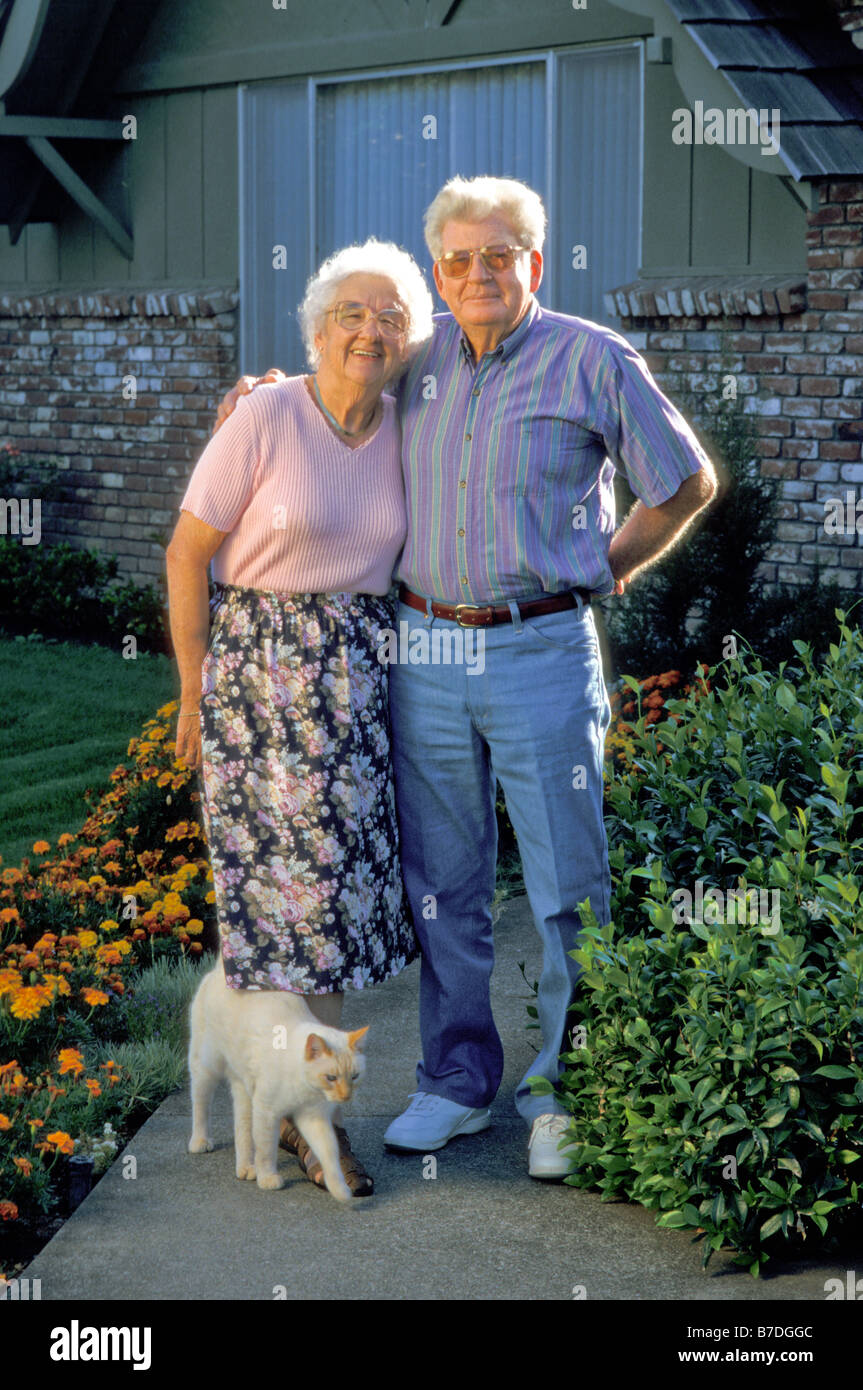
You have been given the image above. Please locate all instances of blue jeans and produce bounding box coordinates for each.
[388,596,612,1124]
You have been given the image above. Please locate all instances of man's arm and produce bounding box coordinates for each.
[607,464,717,588]
[214,367,286,431]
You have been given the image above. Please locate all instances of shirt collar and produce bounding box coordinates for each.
[458,296,540,365]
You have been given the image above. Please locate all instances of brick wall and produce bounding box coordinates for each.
[611,179,863,592]
[0,288,239,583]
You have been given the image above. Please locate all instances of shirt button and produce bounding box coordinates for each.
[465,433,472,441]
[472,389,480,397]
[461,576,468,585]
[458,528,465,537]
[459,480,466,488]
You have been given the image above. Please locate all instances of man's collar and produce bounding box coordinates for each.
[458,296,541,365]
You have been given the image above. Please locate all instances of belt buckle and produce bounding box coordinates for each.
[453,603,489,628]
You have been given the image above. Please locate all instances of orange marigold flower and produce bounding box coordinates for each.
[58,1047,85,1077]
[9,986,52,1020]
[1,868,23,885]
[95,946,123,966]
[32,840,51,854]
[57,833,75,847]
[644,692,665,709]
[185,919,204,935]
[0,1113,11,1130]
[81,987,109,1008]
[0,907,21,925]
[98,919,120,932]
[0,968,23,998]
[85,1079,102,1098]
[13,1156,32,1176]
[189,942,203,955]
[45,1130,75,1156]
[76,931,98,949]
[0,1200,19,1220]
[20,952,40,970]
[645,709,662,724]
[640,675,659,692]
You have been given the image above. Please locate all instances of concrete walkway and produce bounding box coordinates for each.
[25,897,859,1300]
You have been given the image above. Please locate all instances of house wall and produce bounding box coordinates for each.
[0,288,238,580]
[0,0,834,591]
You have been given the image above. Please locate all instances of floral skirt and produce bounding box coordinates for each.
[198,584,417,992]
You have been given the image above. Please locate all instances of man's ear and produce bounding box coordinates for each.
[432,260,448,302]
[529,249,543,294]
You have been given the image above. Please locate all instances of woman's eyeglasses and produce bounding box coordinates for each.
[436,244,529,278]
[327,302,408,336]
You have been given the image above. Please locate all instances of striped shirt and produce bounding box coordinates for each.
[393,298,711,603]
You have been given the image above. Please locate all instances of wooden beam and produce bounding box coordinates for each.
[0,115,125,138]
[8,0,120,243]
[24,135,132,258]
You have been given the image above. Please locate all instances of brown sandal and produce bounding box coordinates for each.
[279,1120,374,1196]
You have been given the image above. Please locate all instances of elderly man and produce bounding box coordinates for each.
[218,174,716,1178]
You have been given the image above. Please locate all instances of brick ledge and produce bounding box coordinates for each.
[604,275,807,320]
[0,287,239,318]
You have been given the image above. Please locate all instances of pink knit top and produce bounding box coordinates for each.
[179,375,405,595]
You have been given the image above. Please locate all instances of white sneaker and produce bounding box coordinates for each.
[528,1113,578,1179]
[383,1091,492,1152]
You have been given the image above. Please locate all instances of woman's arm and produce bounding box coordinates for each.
[165,510,228,770]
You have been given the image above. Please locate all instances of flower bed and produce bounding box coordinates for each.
[0,701,214,1274]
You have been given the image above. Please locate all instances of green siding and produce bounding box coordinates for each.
[202,86,239,281]
[641,63,692,272]
[117,0,644,93]
[0,0,808,292]
[130,94,168,282]
[691,142,751,269]
[165,91,204,282]
[750,168,807,272]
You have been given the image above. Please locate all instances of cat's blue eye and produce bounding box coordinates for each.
[325,1074,337,1083]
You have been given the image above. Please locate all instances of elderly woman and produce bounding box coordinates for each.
[166,239,434,1195]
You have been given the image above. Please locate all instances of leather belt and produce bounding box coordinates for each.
[398,583,591,628]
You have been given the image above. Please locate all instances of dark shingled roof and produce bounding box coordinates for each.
[664,0,863,177]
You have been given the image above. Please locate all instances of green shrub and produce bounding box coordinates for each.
[532,610,863,1274]
[0,537,167,650]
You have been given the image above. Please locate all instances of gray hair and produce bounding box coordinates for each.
[298,239,434,370]
[423,175,547,261]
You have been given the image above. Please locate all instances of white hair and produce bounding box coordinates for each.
[298,239,434,370]
[423,175,547,260]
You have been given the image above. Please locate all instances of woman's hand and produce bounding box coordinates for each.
[214,367,286,432]
[176,708,203,771]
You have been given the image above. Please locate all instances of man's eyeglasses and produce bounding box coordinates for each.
[436,244,529,279]
[326,302,408,336]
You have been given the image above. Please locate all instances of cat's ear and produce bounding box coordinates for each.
[305,1033,333,1060]
[347,1026,370,1051]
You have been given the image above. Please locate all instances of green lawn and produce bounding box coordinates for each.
[0,637,177,868]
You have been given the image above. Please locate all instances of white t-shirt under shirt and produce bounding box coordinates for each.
[179,375,406,596]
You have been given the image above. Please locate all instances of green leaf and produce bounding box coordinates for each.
[759,1213,783,1240]
[813,1066,856,1080]
[835,1150,861,1165]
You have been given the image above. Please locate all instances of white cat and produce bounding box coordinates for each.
[187,957,369,1202]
